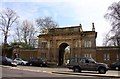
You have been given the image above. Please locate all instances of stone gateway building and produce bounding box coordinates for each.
[38,23,97,65]
[13,23,120,66]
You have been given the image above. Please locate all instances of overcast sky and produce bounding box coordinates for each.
[0,0,119,46]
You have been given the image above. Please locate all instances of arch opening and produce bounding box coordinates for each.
[58,43,70,66]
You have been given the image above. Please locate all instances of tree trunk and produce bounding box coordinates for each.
[4,35,7,44]
[117,37,120,46]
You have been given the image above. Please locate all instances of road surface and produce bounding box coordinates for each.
[1,65,119,79]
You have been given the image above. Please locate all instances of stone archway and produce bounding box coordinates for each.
[38,25,97,65]
[58,43,69,66]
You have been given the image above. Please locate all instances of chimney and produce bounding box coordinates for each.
[92,23,95,31]
[79,24,83,32]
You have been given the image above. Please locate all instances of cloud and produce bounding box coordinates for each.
[1,0,120,45]
[2,0,69,2]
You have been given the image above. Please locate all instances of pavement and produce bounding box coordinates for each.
[1,65,120,78]
[52,70,120,78]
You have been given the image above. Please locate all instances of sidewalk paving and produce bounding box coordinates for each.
[52,70,120,78]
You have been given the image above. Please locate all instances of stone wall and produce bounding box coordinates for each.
[96,46,120,64]
[13,46,120,65]
[13,49,38,60]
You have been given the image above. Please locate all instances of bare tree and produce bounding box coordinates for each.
[15,21,22,42]
[36,16,58,33]
[0,8,19,44]
[28,24,38,47]
[20,20,37,47]
[104,1,120,46]
[21,20,32,44]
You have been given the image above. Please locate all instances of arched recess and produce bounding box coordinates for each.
[58,43,70,66]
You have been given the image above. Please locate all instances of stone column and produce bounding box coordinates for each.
[48,40,50,62]
[70,39,74,58]
[54,39,57,62]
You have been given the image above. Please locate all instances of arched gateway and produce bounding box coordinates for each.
[59,43,69,66]
[38,23,97,66]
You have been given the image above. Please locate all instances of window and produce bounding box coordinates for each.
[84,54,87,57]
[79,40,81,47]
[88,41,92,47]
[75,41,79,47]
[75,40,81,47]
[117,54,119,61]
[70,58,77,64]
[84,41,91,47]
[70,59,75,64]
[84,53,92,58]
[89,54,92,58]
[50,40,53,48]
[79,58,85,63]
[104,53,110,61]
[85,59,89,63]
[41,42,47,48]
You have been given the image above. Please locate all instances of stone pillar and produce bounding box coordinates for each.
[54,39,57,62]
[48,40,50,62]
[70,39,74,58]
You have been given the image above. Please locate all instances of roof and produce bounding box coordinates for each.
[38,24,97,38]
